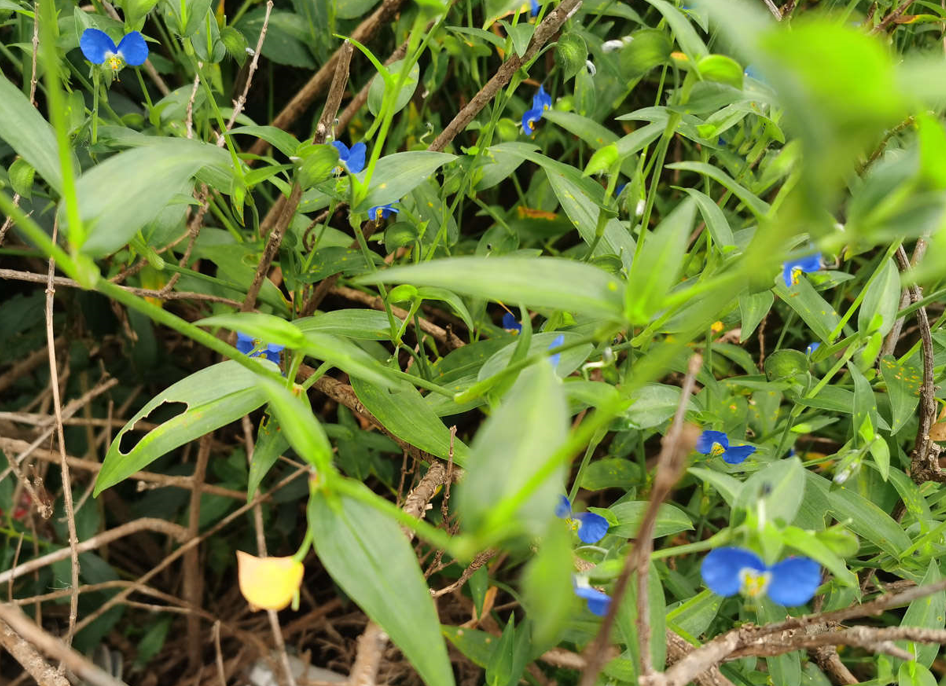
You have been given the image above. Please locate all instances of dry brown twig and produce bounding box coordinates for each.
[1,268,248,308]
[224,0,274,137]
[0,607,122,686]
[580,354,702,686]
[43,219,81,653]
[184,434,213,671]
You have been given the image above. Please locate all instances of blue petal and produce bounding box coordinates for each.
[805,342,820,356]
[522,108,541,134]
[722,444,756,464]
[696,430,728,454]
[782,262,795,288]
[615,183,626,197]
[502,312,522,332]
[548,334,564,368]
[263,349,282,364]
[346,142,366,173]
[798,252,823,272]
[701,547,765,597]
[767,557,821,606]
[574,585,611,616]
[236,332,255,355]
[332,141,350,160]
[80,29,117,64]
[533,85,552,111]
[530,0,539,15]
[574,512,609,544]
[555,495,572,519]
[117,31,148,66]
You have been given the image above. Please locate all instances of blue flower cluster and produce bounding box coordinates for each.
[522,86,552,135]
[696,430,756,464]
[236,332,284,365]
[332,141,366,174]
[80,29,149,72]
[702,547,821,606]
[782,252,822,288]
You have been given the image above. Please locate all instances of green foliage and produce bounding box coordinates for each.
[3,0,946,683]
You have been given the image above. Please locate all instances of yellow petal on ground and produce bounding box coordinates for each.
[236,551,304,611]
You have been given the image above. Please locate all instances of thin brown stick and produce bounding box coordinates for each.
[185,70,201,139]
[0,437,244,500]
[332,286,465,348]
[213,621,227,686]
[0,605,126,686]
[0,518,189,587]
[246,0,409,158]
[0,339,63,395]
[761,0,782,19]
[580,354,702,686]
[431,549,498,598]
[0,268,247,307]
[43,220,80,652]
[0,617,71,686]
[224,0,274,137]
[428,0,582,151]
[644,577,946,686]
[870,0,916,33]
[185,435,212,670]
[893,245,941,483]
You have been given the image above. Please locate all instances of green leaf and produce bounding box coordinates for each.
[666,590,721,638]
[508,22,533,58]
[236,9,316,68]
[522,521,573,646]
[75,139,231,256]
[230,125,300,157]
[640,0,708,63]
[605,501,693,538]
[308,489,455,686]
[666,161,770,218]
[580,458,639,491]
[357,256,625,322]
[898,559,944,667]
[198,312,307,348]
[857,258,900,337]
[355,152,456,212]
[625,198,696,325]
[680,187,735,248]
[827,486,912,557]
[772,276,842,343]
[350,376,471,465]
[623,383,693,429]
[619,28,671,79]
[458,364,567,539]
[335,0,378,19]
[899,663,937,686]
[697,54,744,89]
[616,562,667,674]
[368,60,420,117]
[880,355,922,436]
[295,309,393,340]
[688,467,743,507]
[247,414,289,499]
[739,290,774,342]
[781,526,857,588]
[735,457,805,525]
[94,361,268,495]
[0,72,72,195]
[442,626,496,668]
[764,349,808,383]
[256,376,333,472]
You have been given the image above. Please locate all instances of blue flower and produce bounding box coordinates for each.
[548,334,565,368]
[805,342,820,356]
[80,29,149,71]
[521,86,552,134]
[701,547,821,606]
[696,430,756,464]
[556,495,609,543]
[369,204,398,221]
[574,578,611,616]
[615,182,627,197]
[530,0,539,16]
[782,253,822,288]
[331,141,366,174]
[502,312,522,334]
[236,332,285,365]
[743,64,768,85]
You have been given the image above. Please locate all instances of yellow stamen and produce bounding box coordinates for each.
[711,320,724,334]
[739,568,771,598]
[791,266,803,285]
[105,54,123,71]
[710,442,726,458]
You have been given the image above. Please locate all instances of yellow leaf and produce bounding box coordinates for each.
[236,551,304,611]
